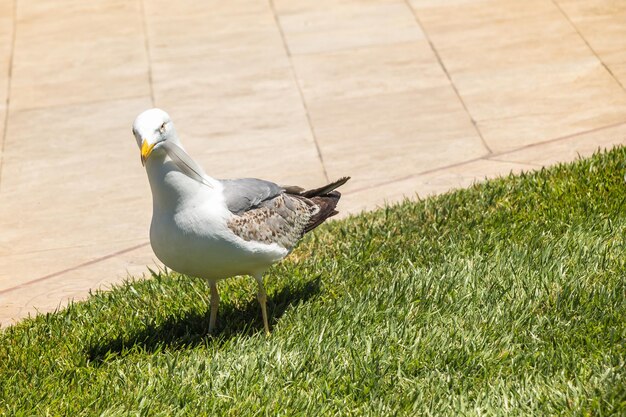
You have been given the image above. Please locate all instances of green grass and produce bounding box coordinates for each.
[2,148,626,416]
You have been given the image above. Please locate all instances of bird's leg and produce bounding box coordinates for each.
[208,281,219,334]
[254,274,271,335]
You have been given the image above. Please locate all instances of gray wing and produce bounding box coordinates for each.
[219,178,285,215]
[227,194,316,251]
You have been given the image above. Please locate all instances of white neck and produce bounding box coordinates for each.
[145,152,221,214]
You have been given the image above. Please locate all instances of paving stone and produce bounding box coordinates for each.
[10,0,150,110]
[307,87,488,192]
[277,1,424,55]
[489,122,626,166]
[291,41,450,102]
[0,0,14,154]
[342,158,538,214]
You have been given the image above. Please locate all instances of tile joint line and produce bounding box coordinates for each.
[345,119,626,195]
[551,0,626,93]
[12,94,154,114]
[0,242,151,296]
[139,0,156,107]
[268,0,330,183]
[487,157,543,167]
[0,0,18,193]
[404,0,493,155]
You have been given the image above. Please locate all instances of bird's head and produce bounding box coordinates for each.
[132,108,179,166]
[131,108,214,187]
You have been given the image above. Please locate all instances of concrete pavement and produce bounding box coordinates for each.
[1,0,625,326]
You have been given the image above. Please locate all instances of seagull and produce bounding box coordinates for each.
[132,108,349,335]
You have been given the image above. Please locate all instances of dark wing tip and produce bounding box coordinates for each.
[301,177,351,198]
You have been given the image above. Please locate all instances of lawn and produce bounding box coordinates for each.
[1,148,625,416]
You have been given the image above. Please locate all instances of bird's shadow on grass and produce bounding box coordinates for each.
[86,277,320,365]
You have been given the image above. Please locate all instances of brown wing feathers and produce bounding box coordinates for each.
[227,177,350,250]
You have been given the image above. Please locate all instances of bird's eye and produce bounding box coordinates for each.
[159,123,166,133]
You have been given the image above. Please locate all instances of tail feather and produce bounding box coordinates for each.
[292,177,350,233]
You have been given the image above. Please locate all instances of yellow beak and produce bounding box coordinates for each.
[140,139,156,166]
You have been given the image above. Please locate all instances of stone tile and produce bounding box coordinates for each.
[0,107,5,151]
[0,242,156,328]
[277,1,424,55]
[164,91,312,143]
[0,0,13,145]
[147,9,294,140]
[0,97,153,257]
[307,88,488,192]
[469,60,626,153]
[203,144,327,188]
[555,0,626,87]
[0,240,150,291]
[410,0,579,57]
[417,6,589,74]
[150,64,303,155]
[409,0,626,153]
[490,121,626,166]
[612,63,626,85]
[10,0,150,110]
[341,157,536,214]
[292,41,449,102]
[273,0,399,14]
[15,0,138,41]
[145,6,282,62]
[144,0,268,18]
[0,0,12,99]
